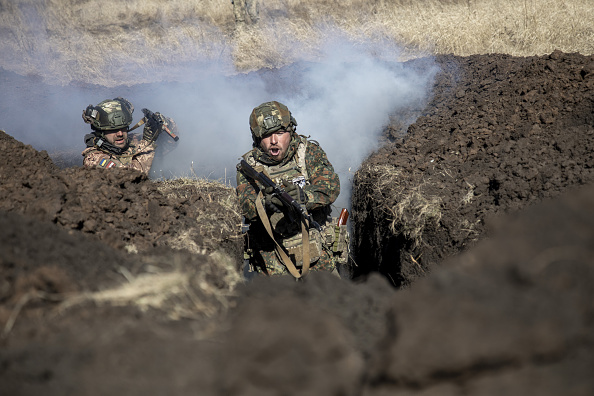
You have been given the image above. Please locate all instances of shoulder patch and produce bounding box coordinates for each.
[99,158,116,169]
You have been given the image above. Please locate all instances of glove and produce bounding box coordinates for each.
[142,124,160,143]
[263,186,284,213]
[282,180,307,204]
[142,112,166,143]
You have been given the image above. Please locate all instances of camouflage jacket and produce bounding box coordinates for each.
[81,133,156,175]
[236,135,340,223]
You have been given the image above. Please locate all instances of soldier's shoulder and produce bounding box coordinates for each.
[239,148,257,164]
[304,138,328,155]
[82,146,107,159]
[81,146,97,156]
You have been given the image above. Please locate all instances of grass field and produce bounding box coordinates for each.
[1,0,592,86]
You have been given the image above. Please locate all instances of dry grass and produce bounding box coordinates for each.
[360,164,442,248]
[58,251,242,332]
[155,176,242,256]
[0,0,592,85]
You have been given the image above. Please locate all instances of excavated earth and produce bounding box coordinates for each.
[1,51,594,395]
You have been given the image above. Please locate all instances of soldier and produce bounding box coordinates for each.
[236,101,349,278]
[81,97,178,175]
[232,0,259,25]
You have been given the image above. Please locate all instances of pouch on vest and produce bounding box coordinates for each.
[324,218,349,265]
[281,228,322,267]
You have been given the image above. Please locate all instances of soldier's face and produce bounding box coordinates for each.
[104,128,128,149]
[260,130,291,161]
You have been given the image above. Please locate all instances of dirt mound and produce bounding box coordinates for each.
[352,51,594,286]
[0,129,244,388]
[2,184,593,395]
[0,130,242,255]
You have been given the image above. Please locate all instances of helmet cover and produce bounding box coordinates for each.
[83,97,134,131]
[249,101,297,141]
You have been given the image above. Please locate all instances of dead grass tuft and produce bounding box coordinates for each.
[59,250,242,333]
[361,164,442,249]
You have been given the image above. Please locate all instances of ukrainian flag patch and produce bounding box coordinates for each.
[99,159,116,168]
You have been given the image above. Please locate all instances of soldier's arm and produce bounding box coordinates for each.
[128,134,156,175]
[303,142,340,211]
[236,169,261,221]
[82,148,115,169]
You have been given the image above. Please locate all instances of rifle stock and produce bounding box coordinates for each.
[239,159,322,231]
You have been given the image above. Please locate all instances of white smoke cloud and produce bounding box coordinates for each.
[0,25,438,213]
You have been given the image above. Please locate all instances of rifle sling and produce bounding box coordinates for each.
[128,118,146,132]
[255,191,310,278]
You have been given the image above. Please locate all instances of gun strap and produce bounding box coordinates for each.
[255,191,310,279]
[128,118,146,132]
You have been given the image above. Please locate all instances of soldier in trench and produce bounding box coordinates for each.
[81,97,178,175]
[236,101,349,278]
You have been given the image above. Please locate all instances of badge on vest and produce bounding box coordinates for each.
[99,158,116,168]
[292,175,306,188]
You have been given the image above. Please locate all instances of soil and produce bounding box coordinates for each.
[1,51,594,395]
[352,51,594,286]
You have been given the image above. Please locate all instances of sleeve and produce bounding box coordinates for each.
[302,142,340,211]
[154,116,179,157]
[236,166,262,221]
[128,135,156,175]
[82,147,114,168]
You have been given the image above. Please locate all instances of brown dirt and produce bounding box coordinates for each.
[352,51,594,286]
[1,51,594,395]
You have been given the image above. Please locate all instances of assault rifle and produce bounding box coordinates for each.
[239,159,322,231]
[141,108,179,141]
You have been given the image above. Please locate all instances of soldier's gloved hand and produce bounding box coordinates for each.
[263,186,284,213]
[282,180,307,204]
[142,124,160,143]
[142,112,166,143]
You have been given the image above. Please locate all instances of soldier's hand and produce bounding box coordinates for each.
[142,112,166,143]
[142,124,160,143]
[263,186,284,213]
[283,180,307,204]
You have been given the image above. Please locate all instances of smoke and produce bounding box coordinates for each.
[0,24,438,213]
[147,32,439,211]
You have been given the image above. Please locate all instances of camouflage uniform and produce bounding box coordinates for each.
[237,133,345,276]
[82,133,156,175]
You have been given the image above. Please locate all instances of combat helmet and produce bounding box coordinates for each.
[249,101,297,142]
[82,97,134,132]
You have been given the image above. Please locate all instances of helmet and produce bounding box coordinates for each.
[249,101,297,141]
[82,97,134,131]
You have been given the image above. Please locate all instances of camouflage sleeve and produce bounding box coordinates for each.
[303,142,340,211]
[154,117,179,157]
[82,147,113,168]
[236,167,261,221]
[129,138,156,175]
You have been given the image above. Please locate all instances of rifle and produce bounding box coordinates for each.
[141,108,180,141]
[238,159,322,231]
